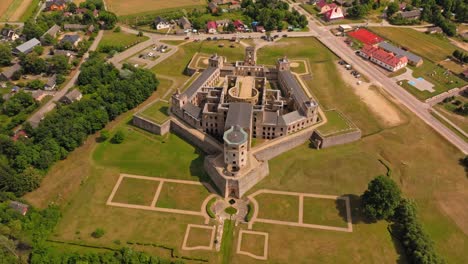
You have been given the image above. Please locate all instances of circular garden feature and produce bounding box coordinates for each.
[224,206,238,215]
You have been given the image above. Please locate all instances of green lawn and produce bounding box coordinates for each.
[434,97,468,132]
[302,197,348,227]
[185,227,213,248]
[255,193,299,222]
[112,177,159,206]
[98,31,149,52]
[369,27,460,63]
[239,232,265,257]
[221,220,235,264]
[317,110,354,136]
[155,182,210,211]
[20,0,40,21]
[139,100,170,124]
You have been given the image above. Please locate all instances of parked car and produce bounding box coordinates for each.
[185,36,190,40]
[282,34,288,38]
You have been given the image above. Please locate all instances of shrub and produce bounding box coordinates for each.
[111,130,125,144]
[245,203,254,222]
[100,129,110,141]
[224,206,237,215]
[91,228,105,238]
[206,197,216,218]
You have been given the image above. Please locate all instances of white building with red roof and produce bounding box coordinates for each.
[358,45,408,72]
[324,7,344,21]
[233,20,246,31]
[316,0,337,14]
[206,21,217,34]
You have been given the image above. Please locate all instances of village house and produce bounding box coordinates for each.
[40,24,61,43]
[61,34,82,47]
[9,201,29,216]
[358,45,408,72]
[178,17,192,30]
[216,19,231,27]
[316,0,337,14]
[427,26,443,34]
[399,9,421,20]
[14,38,41,55]
[324,7,345,21]
[44,74,57,90]
[0,63,21,81]
[207,21,217,34]
[32,90,47,101]
[64,24,87,31]
[378,42,423,67]
[1,28,19,41]
[61,89,82,104]
[153,17,171,30]
[45,0,67,11]
[233,20,246,32]
[229,4,241,10]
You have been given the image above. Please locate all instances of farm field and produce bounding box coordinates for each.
[107,0,205,16]
[23,37,468,264]
[0,0,15,20]
[369,27,459,63]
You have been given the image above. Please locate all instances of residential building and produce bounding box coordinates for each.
[45,0,67,11]
[378,42,423,67]
[358,45,408,72]
[207,21,217,34]
[399,9,421,20]
[60,34,81,47]
[229,4,241,10]
[233,20,246,31]
[427,26,443,34]
[64,24,87,31]
[216,19,231,27]
[44,74,57,90]
[32,90,47,101]
[154,16,170,30]
[13,38,41,54]
[0,63,21,81]
[324,7,344,21]
[9,201,29,216]
[1,28,19,41]
[41,24,61,43]
[61,89,82,104]
[178,17,192,30]
[316,0,337,14]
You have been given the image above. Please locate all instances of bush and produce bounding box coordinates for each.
[111,130,125,144]
[245,203,254,222]
[361,175,401,221]
[91,228,105,238]
[99,129,110,141]
[206,197,216,218]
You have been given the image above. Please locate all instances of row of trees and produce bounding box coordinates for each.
[361,175,444,263]
[452,50,468,63]
[0,53,158,197]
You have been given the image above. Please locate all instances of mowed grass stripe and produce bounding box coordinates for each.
[0,0,22,21]
[107,0,205,16]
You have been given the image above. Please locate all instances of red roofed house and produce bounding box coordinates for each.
[324,7,344,21]
[12,130,27,141]
[46,0,67,11]
[233,20,246,31]
[207,21,217,34]
[316,0,337,14]
[358,45,408,72]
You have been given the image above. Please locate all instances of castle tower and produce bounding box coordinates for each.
[244,46,256,66]
[209,53,224,68]
[276,56,290,71]
[223,125,248,174]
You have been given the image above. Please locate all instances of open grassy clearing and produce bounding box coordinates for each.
[369,27,459,63]
[139,100,170,124]
[112,177,159,206]
[255,193,299,222]
[221,220,235,264]
[98,31,149,52]
[317,110,353,136]
[107,0,205,16]
[185,226,213,248]
[302,197,348,227]
[239,232,265,257]
[155,182,210,211]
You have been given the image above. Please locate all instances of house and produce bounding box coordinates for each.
[400,9,421,20]
[255,25,266,33]
[53,49,77,57]
[358,45,408,72]
[11,130,27,141]
[61,89,82,104]
[206,21,217,34]
[334,0,352,6]
[1,28,19,41]
[338,24,352,32]
[154,16,170,30]
[399,2,407,11]
[213,0,230,4]
[44,74,57,90]
[64,24,87,31]
[13,38,41,54]
[462,69,468,79]
[45,0,67,11]
[0,63,21,81]
[233,20,246,31]
[9,201,29,216]
[75,8,89,15]
[61,34,81,47]
[208,2,218,14]
[93,9,99,17]
[324,7,344,21]
[40,24,61,43]
[216,19,231,27]
[378,42,423,67]
[178,17,192,30]
[316,0,337,14]
[32,90,47,101]
[427,26,443,34]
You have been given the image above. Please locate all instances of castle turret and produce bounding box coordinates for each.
[223,125,248,174]
[244,46,256,66]
[277,56,290,71]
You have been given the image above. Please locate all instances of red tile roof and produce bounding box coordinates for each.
[207,21,217,30]
[233,20,244,28]
[361,45,407,67]
[324,7,344,21]
[348,28,384,45]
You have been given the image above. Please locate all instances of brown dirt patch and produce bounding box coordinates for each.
[10,0,31,21]
[290,62,299,68]
[0,0,14,19]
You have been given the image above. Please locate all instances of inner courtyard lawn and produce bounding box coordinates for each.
[112,177,159,206]
[302,197,348,227]
[255,193,299,222]
[185,227,213,248]
[155,182,210,211]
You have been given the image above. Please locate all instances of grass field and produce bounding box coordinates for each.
[369,27,460,63]
[107,0,205,16]
[98,31,149,52]
[434,96,468,132]
[0,0,21,21]
[112,177,159,205]
[139,100,170,124]
[302,197,348,227]
[317,110,354,136]
[19,0,40,22]
[156,182,210,211]
[239,232,266,257]
[221,220,235,264]
[255,193,299,222]
[185,226,213,248]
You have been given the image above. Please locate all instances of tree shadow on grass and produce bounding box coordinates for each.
[388,224,409,264]
[336,194,374,225]
[189,149,222,196]
[457,157,468,177]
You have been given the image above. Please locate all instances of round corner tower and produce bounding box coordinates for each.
[223,125,248,174]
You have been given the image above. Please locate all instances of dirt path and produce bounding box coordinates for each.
[10,0,31,21]
[336,64,404,127]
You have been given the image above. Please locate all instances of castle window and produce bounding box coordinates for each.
[233,161,236,164]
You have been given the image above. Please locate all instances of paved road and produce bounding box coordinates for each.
[292,3,468,154]
[27,30,104,127]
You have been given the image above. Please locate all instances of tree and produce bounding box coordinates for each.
[453,50,461,61]
[46,55,69,75]
[91,228,105,238]
[33,45,44,55]
[0,44,12,66]
[20,53,46,75]
[111,130,125,144]
[386,2,399,17]
[99,129,110,141]
[361,175,401,221]
[28,79,45,90]
[41,34,55,46]
[99,11,118,29]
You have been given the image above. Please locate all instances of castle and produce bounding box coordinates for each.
[171,47,321,198]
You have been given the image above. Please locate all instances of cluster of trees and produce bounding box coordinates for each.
[0,43,13,66]
[452,50,468,63]
[1,91,38,117]
[361,175,444,263]
[19,53,69,76]
[242,0,307,30]
[0,54,158,197]
[347,0,381,19]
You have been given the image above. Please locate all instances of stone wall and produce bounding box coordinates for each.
[204,155,227,197]
[254,129,315,161]
[170,120,221,155]
[311,129,362,149]
[237,161,269,198]
[132,115,170,135]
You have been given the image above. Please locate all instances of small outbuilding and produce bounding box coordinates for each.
[9,201,29,216]
[61,89,82,104]
[14,38,41,54]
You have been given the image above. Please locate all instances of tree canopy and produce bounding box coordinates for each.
[361,175,401,221]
